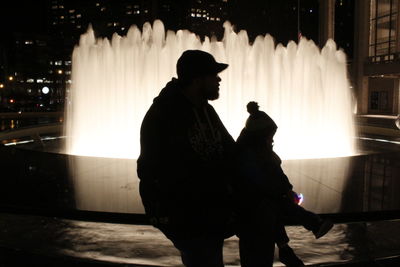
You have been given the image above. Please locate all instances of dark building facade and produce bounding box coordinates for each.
[0,33,58,111]
[353,0,400,115]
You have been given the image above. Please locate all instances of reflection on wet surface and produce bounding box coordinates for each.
[282,157,353,214]
[0,117,61,131]
[0,213,399,266]
[68,156,143,214]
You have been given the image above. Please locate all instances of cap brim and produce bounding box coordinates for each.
[215,63,228,73]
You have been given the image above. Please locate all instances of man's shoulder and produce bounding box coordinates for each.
[204,103,221,119]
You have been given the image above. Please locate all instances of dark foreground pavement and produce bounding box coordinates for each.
[1,245,400,267]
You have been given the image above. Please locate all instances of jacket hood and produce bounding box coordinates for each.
[153,78,182,104]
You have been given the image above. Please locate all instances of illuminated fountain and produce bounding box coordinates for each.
[65,20,356,161]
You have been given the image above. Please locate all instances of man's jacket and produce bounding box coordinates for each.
[137,78,235,237]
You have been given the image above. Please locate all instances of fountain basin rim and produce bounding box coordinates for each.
[1,125,397,161]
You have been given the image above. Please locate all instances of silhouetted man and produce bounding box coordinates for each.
[137,50,235,267]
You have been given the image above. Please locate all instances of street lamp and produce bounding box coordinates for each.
[42,86,50,94]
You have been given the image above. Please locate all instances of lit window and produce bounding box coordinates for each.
[126,11,132,15]
[77,25,81,29]
[144,9,148,13]
[191,13,195,17]
[96,2,100,6]
[210,17,215,21]
[60,16,64,19]
[27,79,34,83]
[369,0,398,58]
[216,17,220,21]
[59,5,64,8]
[101,7,106,11]
[37,79,43,83]
[69,9,75,13]
[107,22,113,27]
[65,71,72,75]
[66,80,72,84]
[76,14,82,18]
[55,61,62,66]
[25,40,33,45]
[27,88,32,93]
[52,5,58,9]
[65,61,72,65]
[134,5,139,8]
[197,14,201,17]
[53,22,57,25]
[71,20,75,24]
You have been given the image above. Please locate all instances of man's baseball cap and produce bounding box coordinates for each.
[177,50,228,81]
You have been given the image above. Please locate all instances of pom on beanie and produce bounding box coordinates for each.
[245,101,277,134]
[246,101,260,116]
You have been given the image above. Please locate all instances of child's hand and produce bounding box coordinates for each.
[286,190,296,202]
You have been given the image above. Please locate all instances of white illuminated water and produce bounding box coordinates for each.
[65,20,356,160]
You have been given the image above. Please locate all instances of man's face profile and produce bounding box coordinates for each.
[200,74,221,101]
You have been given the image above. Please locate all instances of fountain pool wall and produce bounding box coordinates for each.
[65,20,356,160]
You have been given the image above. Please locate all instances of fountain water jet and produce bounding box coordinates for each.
[65,20,356,160]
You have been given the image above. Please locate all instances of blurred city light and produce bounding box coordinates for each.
[42,86,50,94]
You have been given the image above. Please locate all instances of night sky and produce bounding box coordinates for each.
[0,0,48,37]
